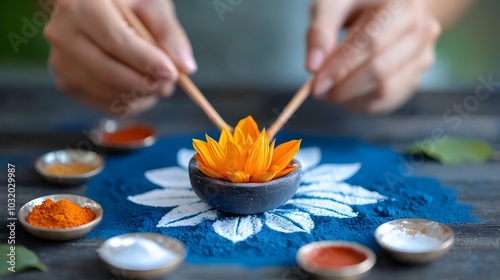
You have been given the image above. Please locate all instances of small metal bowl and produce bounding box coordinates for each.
[97,233,186,279]
[88,119,156,151]
[18,194,103,241]
[188,157,302,214]
[35,149,104,185]
[297,241,376,280]
[374,218,455,263]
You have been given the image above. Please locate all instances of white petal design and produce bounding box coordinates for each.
[177,148,196,170]
[213,215,263,243]
[264,210,314,233]
[295,147,321,171]
[302,163,361,184]
[157,201,215,227]
[289,198,357,218]
[162,210,218,227]
[145,166,191,188]
[297,182,387,205]
[127,189,200,207]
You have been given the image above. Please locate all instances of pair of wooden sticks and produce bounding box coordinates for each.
[112,0,311,140]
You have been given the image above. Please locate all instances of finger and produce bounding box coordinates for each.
[306,0,353,72]
[77,0,179,80]
[313,1,415,98]
[343,46,434,114]
[133,0,197,73]
[67,30,164,95]
[50,44,159,112]
[330,24,431,103]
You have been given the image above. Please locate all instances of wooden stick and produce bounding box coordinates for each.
[267,78,313,140]
[111,0,233,132]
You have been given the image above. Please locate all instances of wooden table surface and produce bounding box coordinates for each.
[0,84,499,280]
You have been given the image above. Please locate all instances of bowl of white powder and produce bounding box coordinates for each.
[97,233,185,279]
[374,218,455,263]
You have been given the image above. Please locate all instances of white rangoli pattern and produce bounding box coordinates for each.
[128,147,387,243]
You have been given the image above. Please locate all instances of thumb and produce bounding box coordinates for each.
[306,0,353,72]
[133,0,197,74]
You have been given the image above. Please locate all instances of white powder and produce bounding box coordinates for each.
[99,236,176,270]
[381,230,443,253]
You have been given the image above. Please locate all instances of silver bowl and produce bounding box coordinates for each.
[88,118,156,151]
[35,149,104,185]
[374,218,455,263]
[97,233,186,279]
[296,241,376,280]
[18,194,103,241]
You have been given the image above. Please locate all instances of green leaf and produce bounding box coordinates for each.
[0,244,48,275]
[409,137,493,165]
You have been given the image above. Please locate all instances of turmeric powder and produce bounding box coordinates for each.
[26,199,96,229]
[45,162,96,176]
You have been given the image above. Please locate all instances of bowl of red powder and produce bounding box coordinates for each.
[296,241,376,280]
[18,194,103,241]
[88,119,156,150]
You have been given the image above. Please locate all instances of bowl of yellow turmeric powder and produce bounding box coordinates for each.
[35,149,104,185]
[18,194,103,240]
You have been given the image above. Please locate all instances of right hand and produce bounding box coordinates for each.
[44,0,197,117]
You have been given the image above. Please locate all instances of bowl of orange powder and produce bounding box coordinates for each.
[88,118,156,151]
[35,149,104,185]
[18,194,103,240]
[296,241,376,280]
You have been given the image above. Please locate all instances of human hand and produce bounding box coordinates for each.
[307,0,441,114]
[44,0,196,116]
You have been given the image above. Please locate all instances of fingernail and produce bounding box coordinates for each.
[156,65,173,80]
[179,49,197,73]
[314,76,334,98]
[307,49,325,72]
[183,56,197,73]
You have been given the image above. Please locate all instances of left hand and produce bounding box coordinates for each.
[307,0,441,114]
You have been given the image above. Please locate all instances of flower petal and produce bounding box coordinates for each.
[193,139,216,169]
[225,141,246,173]
[250,171,278,183]
[302,163,361,183]
[288,198,357,218]
[227,171,251,183]
[198,166,226,180]
[177,148,196,170]
[145,166,191,188]
[128,189,199,207]
[272,140,301,171]
[264,210,314,233]
[233,127,245,146]
[157,201,216,227]
[274,165,297,179]
[234,116,260,142]
[245,131,271,175]
[218,128,234,149]
[213,215,263,243]
[294,146,321,171]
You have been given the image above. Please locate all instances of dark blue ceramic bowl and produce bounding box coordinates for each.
[188,157,302,215]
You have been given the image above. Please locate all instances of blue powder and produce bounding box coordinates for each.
[86,133,478,267]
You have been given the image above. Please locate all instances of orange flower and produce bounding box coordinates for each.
[193,116,301,183]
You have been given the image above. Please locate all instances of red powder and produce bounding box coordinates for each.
[101,124,154,145]
[308,246,368,268]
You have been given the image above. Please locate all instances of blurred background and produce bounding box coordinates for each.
[1,0,499,89]
[0,0,499,141]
